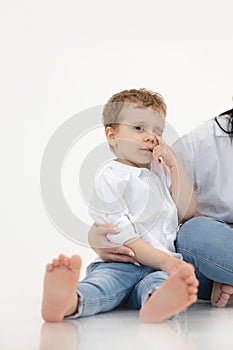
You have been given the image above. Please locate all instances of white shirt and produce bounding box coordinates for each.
[172,116,233,222]
[89,160,181,258]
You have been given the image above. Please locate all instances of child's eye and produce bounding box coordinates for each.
[134,125,144,132]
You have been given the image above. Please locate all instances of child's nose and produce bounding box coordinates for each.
[144,133,157,144]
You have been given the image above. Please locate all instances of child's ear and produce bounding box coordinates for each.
[105,126,118,149]
[105,126,117,142]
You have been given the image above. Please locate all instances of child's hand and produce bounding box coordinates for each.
[153,136,178,169]
[160,256,187,275]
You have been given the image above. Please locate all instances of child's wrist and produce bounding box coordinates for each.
[169,156,180,169]
[160,256,174,272]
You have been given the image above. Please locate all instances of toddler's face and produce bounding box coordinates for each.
[109,104,165,168]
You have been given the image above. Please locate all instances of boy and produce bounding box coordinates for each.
[42,88,198,323]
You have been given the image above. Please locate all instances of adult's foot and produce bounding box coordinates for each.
[211,281,233,308]
[139,264,198,323]
[41,254,82,322]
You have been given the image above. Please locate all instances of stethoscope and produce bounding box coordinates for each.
[214,109,233,135]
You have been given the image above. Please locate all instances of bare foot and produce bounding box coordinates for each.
[211,281,233,308]
[139,264,198,323]
[41,254,82,322]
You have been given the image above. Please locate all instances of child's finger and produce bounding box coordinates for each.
[153,145,163,159]
[153,150,162,163]
[153,144,163,155]
[156,135,165,145]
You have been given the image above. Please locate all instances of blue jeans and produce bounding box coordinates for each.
[176,217,233,300]
[68,262,168,318]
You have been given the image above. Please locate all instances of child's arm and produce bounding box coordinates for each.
[89,171,142,247]
[153,137,196,223]
[169,157,196,222]
[125,237,185,274]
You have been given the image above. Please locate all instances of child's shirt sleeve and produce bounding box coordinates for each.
[88,170,140,245]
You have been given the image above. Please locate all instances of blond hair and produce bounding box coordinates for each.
[102,88,166,128]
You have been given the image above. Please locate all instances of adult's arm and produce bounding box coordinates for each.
[88,223,137,263]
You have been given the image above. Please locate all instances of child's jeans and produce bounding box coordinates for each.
[67,262,168,318]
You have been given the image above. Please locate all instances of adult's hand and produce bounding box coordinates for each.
[88,223,137,263]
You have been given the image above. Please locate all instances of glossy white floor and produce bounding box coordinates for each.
[2,301,233,350]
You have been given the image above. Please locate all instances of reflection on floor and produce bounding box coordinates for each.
[1,301,233,350]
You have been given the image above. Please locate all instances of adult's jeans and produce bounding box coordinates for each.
[67,262,168,319]
[176,216,233,300]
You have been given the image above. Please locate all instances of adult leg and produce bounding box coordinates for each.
[176,217,233,300]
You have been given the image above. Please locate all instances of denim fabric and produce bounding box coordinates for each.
[68,262,168,318]
[176,217,233,300]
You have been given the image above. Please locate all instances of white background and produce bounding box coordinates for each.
[0,0,232,305]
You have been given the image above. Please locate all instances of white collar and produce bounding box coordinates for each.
[111,160,153,177]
